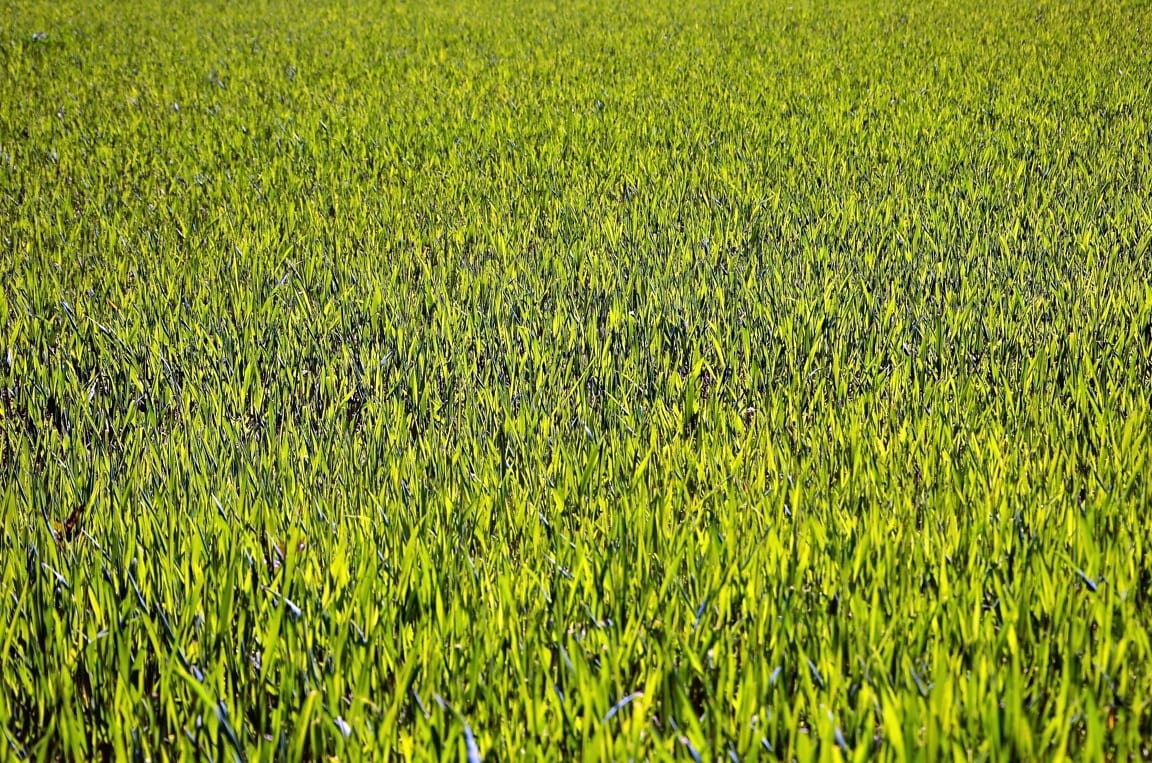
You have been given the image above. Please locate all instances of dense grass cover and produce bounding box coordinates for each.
[2,0,1151,758]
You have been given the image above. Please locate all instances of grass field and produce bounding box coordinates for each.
[2,0,1152,758]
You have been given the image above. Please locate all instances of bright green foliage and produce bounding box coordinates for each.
[2,0,1152,758]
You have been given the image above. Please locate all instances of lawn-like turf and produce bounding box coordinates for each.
[2,0,1152,758]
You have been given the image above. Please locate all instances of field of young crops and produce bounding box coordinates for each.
[2,0,1151,758]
